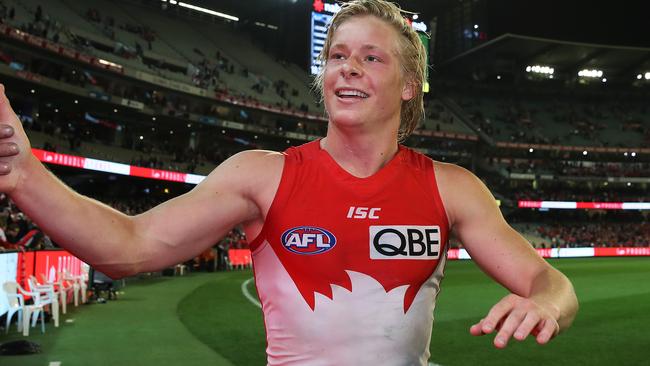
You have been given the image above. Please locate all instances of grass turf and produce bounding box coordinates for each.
[2,257,648,365]
[0,275,235,366]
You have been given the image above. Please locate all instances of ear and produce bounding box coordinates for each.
[401,80,415,101]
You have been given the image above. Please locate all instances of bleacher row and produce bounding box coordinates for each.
[1,0,320,112]
[448,86,649,148]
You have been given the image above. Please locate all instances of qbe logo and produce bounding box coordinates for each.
[281,226,337,255]
[369,226,441,260]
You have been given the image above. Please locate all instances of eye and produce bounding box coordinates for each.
[366,55,381,62]
[330,53,345,60]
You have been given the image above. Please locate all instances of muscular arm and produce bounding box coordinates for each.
[0,85,282,278]
[435,162,578,347]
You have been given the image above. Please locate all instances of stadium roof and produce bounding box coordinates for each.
[438,33,650,84]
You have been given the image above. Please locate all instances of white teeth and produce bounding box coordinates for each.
[336,89,369,98]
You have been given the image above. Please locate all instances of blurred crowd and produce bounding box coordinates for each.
[1,1,317,119]
[536,222,650,248]
[496,157,650,178]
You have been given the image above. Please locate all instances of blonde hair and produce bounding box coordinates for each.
[314,0,427,142]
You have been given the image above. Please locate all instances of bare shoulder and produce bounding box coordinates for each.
[216,149,285,170]
[201,149,285,214]
[203,149,285,187]
[433,161,496,227]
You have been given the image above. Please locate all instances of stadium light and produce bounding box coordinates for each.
[582,150,588,156]
[602,78,607,83]
[645,72,650,80]
[160,0,239,22]
[638,74,643,80]
[578,69,604,78]
[526,65,554,75]
[529,148,534,153]
[632,152,637,157]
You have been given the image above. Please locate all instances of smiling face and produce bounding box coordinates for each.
[323,15,414,135]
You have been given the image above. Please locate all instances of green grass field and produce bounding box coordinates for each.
[1,257,649,365]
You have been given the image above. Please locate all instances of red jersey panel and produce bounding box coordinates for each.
[250,140,450,365]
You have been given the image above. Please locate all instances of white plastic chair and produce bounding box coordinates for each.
[2,281,45,336]
[26,276,60,327]
[63,269,87,306]
[39,273,74,314]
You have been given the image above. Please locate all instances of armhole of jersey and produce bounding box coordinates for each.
[249,152,294,253]
[428,160,451,237]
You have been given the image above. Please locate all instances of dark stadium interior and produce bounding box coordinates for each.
[0,0,648,364]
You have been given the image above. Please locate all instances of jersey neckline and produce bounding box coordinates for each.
[314,138,405,183]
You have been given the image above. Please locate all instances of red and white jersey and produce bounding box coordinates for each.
[249,140,450,365]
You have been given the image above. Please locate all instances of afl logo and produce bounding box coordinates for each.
[281,226,337,255]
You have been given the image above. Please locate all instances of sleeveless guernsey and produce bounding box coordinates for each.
[249,140,450,366]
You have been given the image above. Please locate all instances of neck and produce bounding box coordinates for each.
[321,124,399,178]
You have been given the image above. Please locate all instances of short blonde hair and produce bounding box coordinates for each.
[314,0,427,141]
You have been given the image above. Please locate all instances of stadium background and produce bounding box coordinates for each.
[0,0,648,365]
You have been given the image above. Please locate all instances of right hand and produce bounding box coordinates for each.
[0,84,33,194]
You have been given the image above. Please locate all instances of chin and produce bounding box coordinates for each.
[329,113,366,129]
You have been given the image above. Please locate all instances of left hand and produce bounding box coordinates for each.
[469,293,560,348]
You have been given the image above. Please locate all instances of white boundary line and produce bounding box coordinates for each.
[241,277,261,308]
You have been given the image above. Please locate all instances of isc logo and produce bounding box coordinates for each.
[281,226,337,255]
[369,225,441,260]
[347,206,381,219]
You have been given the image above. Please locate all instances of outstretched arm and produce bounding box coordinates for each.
[436,162,578,348]
[0,85,282,278]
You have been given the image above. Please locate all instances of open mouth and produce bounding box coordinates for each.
[335,89,369,99]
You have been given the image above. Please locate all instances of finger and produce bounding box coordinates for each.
[493,308,527,348]
[470,318,486,336]
[0,161,11,175]
[535,319,560,345]
[0,125,14,138]
[481,298,515,335]
[513,312,541,341]
[0,142,19,157]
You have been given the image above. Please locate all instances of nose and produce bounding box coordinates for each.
[341,58,362,78]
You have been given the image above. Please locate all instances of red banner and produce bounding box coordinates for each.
[576,202,623,210]
[16,251,35,292]
[130,166,188,183]
[34,250,84,286]
[32,149,86,168]
[595,247,650,257]
[228,249,252,267]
